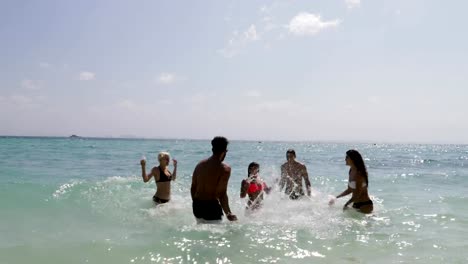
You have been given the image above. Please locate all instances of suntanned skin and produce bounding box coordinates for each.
[140,157,177,201]
[191,153,237,221]
[240,178,271,210]
[240,166,271,210]
[279,153,311,197]
[330,156,373,214]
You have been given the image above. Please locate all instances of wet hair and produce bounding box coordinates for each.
[158,152,170,162]
[286,149,296,158]
[248,162,260,175]
[211,136,229,154]
[346,149,368,186]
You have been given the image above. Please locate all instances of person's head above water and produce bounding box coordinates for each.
[346,149,368,186]
[211,136,229,161]
[248,162,260,177]
[286,149,296,162]
[158,152,171,167]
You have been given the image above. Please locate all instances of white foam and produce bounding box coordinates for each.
[52,181,82,198]
[103,175,138,183]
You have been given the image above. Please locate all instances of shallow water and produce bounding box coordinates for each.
[1,137,467,263]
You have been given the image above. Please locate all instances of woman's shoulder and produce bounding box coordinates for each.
[352,170,366,182]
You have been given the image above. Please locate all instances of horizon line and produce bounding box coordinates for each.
[0,134,467,146]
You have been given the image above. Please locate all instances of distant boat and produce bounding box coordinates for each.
[69,135,80,138]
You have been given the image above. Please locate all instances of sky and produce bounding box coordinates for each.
[1,0,467,143]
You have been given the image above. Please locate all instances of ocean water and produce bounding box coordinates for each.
[0,137,467,264]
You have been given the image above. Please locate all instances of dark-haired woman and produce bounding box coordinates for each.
[329,150,373,214]
[240,162,272,211]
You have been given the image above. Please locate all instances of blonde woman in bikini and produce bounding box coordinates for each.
[140,152,177,204]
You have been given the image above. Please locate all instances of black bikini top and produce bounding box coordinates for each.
[156,166,171,183]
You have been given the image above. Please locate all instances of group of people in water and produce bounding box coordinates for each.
[139,136,373,223]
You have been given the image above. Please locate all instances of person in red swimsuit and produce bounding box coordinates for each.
[240,162,272,211]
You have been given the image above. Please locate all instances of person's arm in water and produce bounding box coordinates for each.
[190,165,199,200]
[240,179,249,198]
[302,165,312,196]
[329,186,353,206]
[336,188,353,199]
[140,160,155,182]
[218,167,237,221]
[263,182,272,194]
[343,174,365,210]
[279,165,287,191]
[171,159,178,181]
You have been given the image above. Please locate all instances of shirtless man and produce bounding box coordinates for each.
[191,137,237,223]
[279,149,311,199]
[140,152,177,204]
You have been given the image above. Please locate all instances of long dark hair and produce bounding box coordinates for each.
[248,162,259,175]
[346,150,368,186]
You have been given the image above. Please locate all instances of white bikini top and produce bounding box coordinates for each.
[348,181,367,189]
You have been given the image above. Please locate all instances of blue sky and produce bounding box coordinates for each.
[1,0,467,143]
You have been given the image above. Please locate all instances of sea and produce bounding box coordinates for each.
[0,137,467,264]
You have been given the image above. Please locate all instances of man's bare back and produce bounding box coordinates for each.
[191,137,237,222]
[191,157,230,201]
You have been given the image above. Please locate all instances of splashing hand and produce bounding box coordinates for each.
[242,180,250,188]
[227,213,238,221]
[247,174,257,183]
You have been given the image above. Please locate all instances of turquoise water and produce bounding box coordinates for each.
[1,137,467,263]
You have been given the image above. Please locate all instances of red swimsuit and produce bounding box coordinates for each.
[247,182,265,194]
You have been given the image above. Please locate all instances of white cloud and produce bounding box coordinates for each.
[345,0,361,9]
[288,13,340,36]
[114,98,172,116]
[21,79,42,90]
[79,71,96,81]
[259,2,285,16]
[158,73,176,84]
[117,99,137,110]
[260,5,269,14]
[0,94,47,109]
[39,62,51,69]
[368,96,381,104]
[244,99,314,117]
[244,25,259,41]
[244,90,262,97]
[158,99,173,105]
[186,94,210,104]
[263,22,278,32]
[254,100,296,111]
[11,95,33,105]
[218,24,260,58]
[258,2,284,34]
[344,104,355,110]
